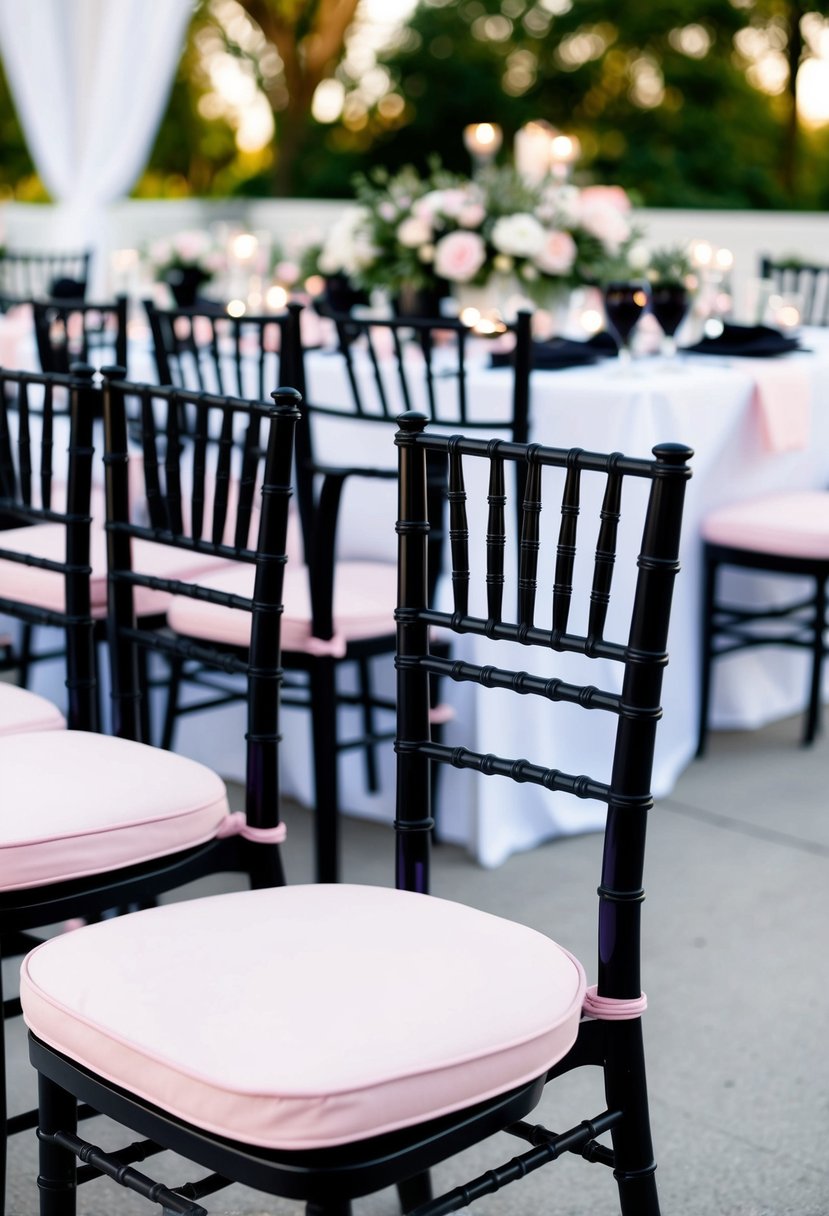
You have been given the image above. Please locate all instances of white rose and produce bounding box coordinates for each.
[397,215,432,248]
[491,213,546,258]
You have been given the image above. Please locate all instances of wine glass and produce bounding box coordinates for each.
[649,281,690,360]
[602,281,649,370]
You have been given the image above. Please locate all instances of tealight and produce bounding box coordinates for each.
[460,306,482,328]
[231,233,258,262]
[227,299,246,317]
[266,284,289,310]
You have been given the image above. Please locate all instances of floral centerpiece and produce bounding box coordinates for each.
[314,160,640,320]
[146,230,227,306]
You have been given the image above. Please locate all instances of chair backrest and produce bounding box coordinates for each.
[0,366,97,729]
[296,306,532,578]
[307,307,531,439]
[0,248,91,304]
[394,413,692,1003]
[758,256,829,326]
[143,299,304,402]
[33,296,129,374]
[101,371,300,832]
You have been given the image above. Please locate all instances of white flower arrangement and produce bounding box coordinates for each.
[314,162,638,306]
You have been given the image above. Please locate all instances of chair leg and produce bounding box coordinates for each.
[0,965,7,1215]
[16,624,33,689]
[696,550,718,758]
[604,1019,660,1216]
[36,1073,77,1216]
[356,656,379,793]
[397,1171,433,1213]
[804,575,827,745]
[159,654,184,751]
[310,658,339,883]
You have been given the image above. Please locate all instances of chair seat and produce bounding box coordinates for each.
[21,884,585,1150]
[0,730,229,890]
[166,559,397,656]
[0,683,66,735]
[702,491,829,560]
[0,522,231,618]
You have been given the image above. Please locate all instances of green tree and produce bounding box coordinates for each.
[359,0,829,209]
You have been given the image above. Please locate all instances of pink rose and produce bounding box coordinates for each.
[274,260,300,285]
[433,231,487,283]
[535,229,577,275]
[459,203,486,229]
[578,185,631,213]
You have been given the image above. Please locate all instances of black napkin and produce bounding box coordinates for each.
[683,322,801,358]
[490,331,617,371]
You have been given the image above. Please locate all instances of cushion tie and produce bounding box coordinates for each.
[216,811,287,845]
[428,703,456,726]
[582,984,647,1020]
[302,633,348,658]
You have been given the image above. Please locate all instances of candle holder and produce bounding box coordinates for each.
[463,122,503,173]
[549,132,581,182]
[514,120,554,186]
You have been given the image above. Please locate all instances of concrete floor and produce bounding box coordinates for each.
[6,713,829,1215]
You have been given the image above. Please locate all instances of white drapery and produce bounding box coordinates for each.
[0,0,193,282]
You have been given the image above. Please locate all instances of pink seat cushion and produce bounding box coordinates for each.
[21,884,585,1149]
[0,522,230,617]
[165,560,396,655]
[0,730,229,890]
[702,491,829,560]
[0,683,66,735]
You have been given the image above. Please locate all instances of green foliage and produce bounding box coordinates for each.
[645,244,695,286]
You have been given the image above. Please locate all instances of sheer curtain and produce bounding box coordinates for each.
[0,0,193,287]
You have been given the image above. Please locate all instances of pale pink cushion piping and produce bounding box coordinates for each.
[702,491,829,560]
[21,885,586,1150]
[0,684,66,735]
[0,731,230,890]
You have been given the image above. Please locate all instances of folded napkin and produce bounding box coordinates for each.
[490,331,616,371]
[683,322,801,358]
[746,360,813,453]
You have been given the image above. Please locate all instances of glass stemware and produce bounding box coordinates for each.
[649,282,690,359]
[602,280,649,370]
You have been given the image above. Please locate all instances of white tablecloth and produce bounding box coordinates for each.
[9,322,829,866]
[263,331,829,866]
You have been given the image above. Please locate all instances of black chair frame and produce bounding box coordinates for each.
[0,249,91,311]
[33,296,128,376]
[0,371,300,1208]
[697,539,829,752]
[28,413,692,1216]
[759,255,829,327]
[281,307,534,876]
[143,299,300,401]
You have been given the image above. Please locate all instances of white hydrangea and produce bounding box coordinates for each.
[318,207,377,276]
[491,213,546,258]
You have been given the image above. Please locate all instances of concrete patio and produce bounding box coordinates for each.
[5,710,828,1215]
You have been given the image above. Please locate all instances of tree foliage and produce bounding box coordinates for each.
[362,0,829,209]
[1,0,829,207]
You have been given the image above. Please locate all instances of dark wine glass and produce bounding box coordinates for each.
[649,282,690,359]
[602,281,649,369]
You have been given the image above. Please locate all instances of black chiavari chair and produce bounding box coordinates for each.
[23,411,692,1216]
[0,369,299,1213]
